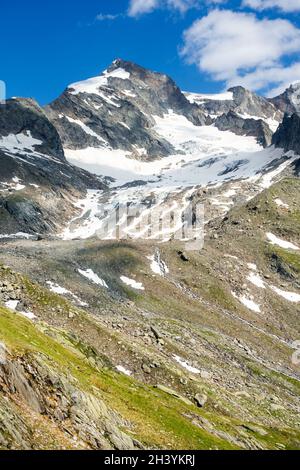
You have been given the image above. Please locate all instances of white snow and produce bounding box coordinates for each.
[266,232,299,251]
[184,91,233,104]
[4,300,36,320]
[274,198,289,209]
[232,292,261,313]
[270,286,300,303]
[78,269,108,288]
[257,152,298,189]
[46,281,88,307]
[116,365,132,376]
[245,261,300,302]
[122,89,136,98]
[120,276,145,290]
[120,122,130,130]
[68,68,130,95]
[0,177,26,193]
[0,131,43,155]
[236,112,280,133]
[0,232,34,240]
[225,254,239,260]
[63,107,295,241]
[62,189,104,240]
[63,145,288,241]
[173,355,200,374]
[5,300,19,311]
[247,272,265,289]
[223,189,237,198]
[66,115,285,192]
[153,110,259,156]
[247,263,257,271]
[20,311,36,320]
[64,116,107,142]
[147,251,169,276]
[96,90,121,108]
[47,282,69,295]
[11,176,25,191]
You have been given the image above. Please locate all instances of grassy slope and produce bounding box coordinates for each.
[0,178,300,450]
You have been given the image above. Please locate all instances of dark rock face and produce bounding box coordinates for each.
[0,353,140,450]
[190,86,282,122]
[215,111,273,147]
[272,113,300,155]
[185,85,282,144]
[294,158,300,176]
[0,98,106,236]
[269,83,300,116]
[46,59,208,159]
[0,98,65,159]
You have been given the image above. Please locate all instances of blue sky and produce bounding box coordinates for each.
[1,0,300,104]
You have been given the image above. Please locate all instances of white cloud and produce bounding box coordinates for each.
[128,0,159,16]
[128,0,223,17]
[243,0,300,13]
[96,13,120,21]
[181,9,300,96]
[229,62,300,97]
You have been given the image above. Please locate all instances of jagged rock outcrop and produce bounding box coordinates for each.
[0,98,106,236]
[185,85,282,143]
[0,98,65,159]
[272,113,300,155]
[0,352,141,450]
[185,86,282,122]
[45,59,208,159]
[215,111,273,147]
[269,82,300,116]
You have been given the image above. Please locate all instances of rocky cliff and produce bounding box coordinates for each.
[0,98,106,236]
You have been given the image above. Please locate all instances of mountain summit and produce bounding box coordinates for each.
[0,59,300,452]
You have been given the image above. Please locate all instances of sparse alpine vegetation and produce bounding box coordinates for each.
[0,60,300,450]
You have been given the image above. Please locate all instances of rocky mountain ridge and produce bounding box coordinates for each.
[1,59,300,238]
[0,98,106,236]
[269,82,300,116]
[0,59,300,451]
[46,60,285,160]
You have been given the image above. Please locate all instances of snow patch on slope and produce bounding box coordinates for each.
[68,68,130,96]
[78,269,108,288]
[184,91,233,104]
[0,131,43,155]
[46,281,88,307]
[270,286,300,303]
[120,276,144,291]
[232,292,261,313]
[173,355,200,374]
[148,250,169,276]
[266,232,299,250]
[116,365,132,376]
[274,198,289,209]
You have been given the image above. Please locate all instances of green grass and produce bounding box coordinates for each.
[0,306,240,450]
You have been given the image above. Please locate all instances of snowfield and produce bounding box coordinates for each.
[116,365,132,376]
[120,276,145,290]
[68,67,130,96]
[46,281,88,307]
[274,198,289,209]
[232,292,261,313]
[0,131,43,155]
[266,232,299,250]
[247,272,266,289]
[63,107,296,241]
[270,286,300,303]
[173,355,201,374]
[78,269,108,288]
[184,91,234,104]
